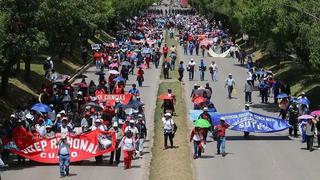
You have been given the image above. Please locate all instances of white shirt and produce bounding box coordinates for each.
[210,64,217,71]
[125,126,139,136]
[225,78,235,86]
[60,126,69,134]
[119,137,135,151]
[162,118,174,130]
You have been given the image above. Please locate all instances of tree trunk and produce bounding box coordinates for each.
[1,67,11,97]
[24,56,32,82]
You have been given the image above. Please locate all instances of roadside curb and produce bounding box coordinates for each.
[69,61,93,84]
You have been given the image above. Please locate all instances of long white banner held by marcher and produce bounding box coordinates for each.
[208,48,230,58]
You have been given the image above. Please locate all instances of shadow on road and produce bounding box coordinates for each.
[250,103,279,113]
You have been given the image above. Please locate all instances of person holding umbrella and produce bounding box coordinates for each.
[190,127,204,159]
[215,118,230,157]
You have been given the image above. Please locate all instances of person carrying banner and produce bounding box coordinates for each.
[118,130,136,169]
[215,118,230,157]
[56,134,70,178]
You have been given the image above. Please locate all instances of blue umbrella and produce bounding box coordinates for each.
[31,103,52,113]
[294,98,310,105]
[113,76,125,82]
[276,93,288,99]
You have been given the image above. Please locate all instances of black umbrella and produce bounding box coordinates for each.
[123,100,145,109]
[84,102,103,111]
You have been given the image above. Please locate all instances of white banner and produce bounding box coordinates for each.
[208,48,230,58]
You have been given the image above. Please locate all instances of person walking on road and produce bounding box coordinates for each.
[109,122,123,165]
[287,103,299,137]
[163,43,169,58]
[215,118,230,157]
[244,79,253,104]
[136,117,147,156]
[162,113,176,149]
[209,61,218,81]
[118,130,135,169]
[304,118,317,152]
[199,59,207,81]
[57,134,70,178]
[225,73,235,99]
[259,78,269,103]
[162,59,171,79]
[178,61,184,82]
[187,59,196,80]
[190,127,204,159]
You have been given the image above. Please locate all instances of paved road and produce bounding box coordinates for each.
[2,62,161,180]
[178,44,320,180]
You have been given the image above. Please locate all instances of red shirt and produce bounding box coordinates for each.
[216,123,230,137]
[163,47,169,53]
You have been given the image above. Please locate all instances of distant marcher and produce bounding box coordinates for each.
[225,73,235,99]
[178,61,184,82]
[187,59,196,80]
[209,61,218,81]
[244,79,253,104]
[199,59,206,81]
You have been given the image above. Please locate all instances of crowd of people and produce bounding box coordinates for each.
[0,13,172,176]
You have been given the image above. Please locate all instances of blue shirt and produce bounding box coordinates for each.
[129,88,140,96]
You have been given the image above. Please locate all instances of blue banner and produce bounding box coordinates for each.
[189,110,218,122]
[212,111,291,133]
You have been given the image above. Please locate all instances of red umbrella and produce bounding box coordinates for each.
[74,82,88,88]
[311,110,320,116]
[192,96,206,104]
[138,64,147,69]
[158,94,173,100]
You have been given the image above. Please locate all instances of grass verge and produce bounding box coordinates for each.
[149,31,194,180]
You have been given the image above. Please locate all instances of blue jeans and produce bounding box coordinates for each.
[200,71,205,81]
[193,141,201,157]
[211,71,217,81]
[59,155,70,176]
[217,137,226,154]
[227,86,233,98]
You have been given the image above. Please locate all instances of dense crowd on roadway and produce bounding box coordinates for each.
[1,8,320,178]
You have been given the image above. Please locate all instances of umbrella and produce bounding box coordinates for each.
[276,93,288,99]
[74,82,88,88]
[134,49,141,53]
[194,119,211,128]
[158,94,173,100]
[121,61,131,66]
[192,96,206,104]
[31,103,52,113]
[55,75,70,83]
[294,98,310,105]
[109,63,119,68]
[124,100,145,109]
[311,110,320,116]
[84,102,103,111]
[255,70,265,75]
[113,76,125,82]
[193,88,211,97]
[298,114,314,120]
[138,64,147,69]
[108,70,120,75]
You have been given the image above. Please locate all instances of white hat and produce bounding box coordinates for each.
[115,98,120,102]
[138,114,143,118]
[119,119,125,124]
[59,110,66,114]
[26,113,33,120]
[10,114,15,118]
[245,104,250,107]
[129,120,135,123]
[133,109,139,114]
[203,107,208,111]
[45,125,52,129]
[95,119,102,123]
[220,117,226,121]
[62,117,68,121]
[56,113,62,118]
[164,112,171,117]
[46,57,51,61]
[77,91,83,95]
[228,73,232,76]
[113,122,118,127]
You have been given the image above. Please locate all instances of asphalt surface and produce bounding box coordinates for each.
[179,44,320,180]
[2,63,161,180]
